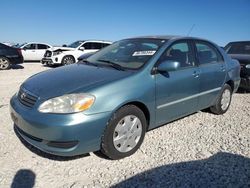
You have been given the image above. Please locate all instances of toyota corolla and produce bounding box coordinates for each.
[10,36,240,159]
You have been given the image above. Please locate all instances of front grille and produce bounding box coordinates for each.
[18,88,38,108]
[44,50,52,57]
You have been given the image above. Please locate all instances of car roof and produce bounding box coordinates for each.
[127,35,212,40]
[25,42,52,46]
[79,40,112,43]
[225,41,250,45]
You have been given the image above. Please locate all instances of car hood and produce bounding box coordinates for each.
[22,64,132,100]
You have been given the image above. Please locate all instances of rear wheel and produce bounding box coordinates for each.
[100,105,147,160]
[0,57,11,70]
[210,84,232,114]
[62,56,75,65]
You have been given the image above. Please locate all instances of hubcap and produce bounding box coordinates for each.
[221,89,231,111]
[113,115,142,153]
[0,58,9,69]
[64,57,74,65]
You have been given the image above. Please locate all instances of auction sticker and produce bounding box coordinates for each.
[132,51,156,56]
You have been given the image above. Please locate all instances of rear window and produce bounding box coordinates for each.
[225,42,250,54]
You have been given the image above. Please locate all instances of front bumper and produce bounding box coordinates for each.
[10,95,112,156]
[41,56,62,65]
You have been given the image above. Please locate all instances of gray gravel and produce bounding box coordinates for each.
[0,63,249,188]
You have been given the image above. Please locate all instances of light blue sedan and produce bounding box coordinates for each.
[10,36,240,159]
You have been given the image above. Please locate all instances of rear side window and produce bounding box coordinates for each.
[159,41,195,68]
[226,42,250,54]
[195,41,223,65]
[37,44,49,49]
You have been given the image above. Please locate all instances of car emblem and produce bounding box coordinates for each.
[21,92,26,99]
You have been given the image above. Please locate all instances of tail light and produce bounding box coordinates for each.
[17,48,22,56]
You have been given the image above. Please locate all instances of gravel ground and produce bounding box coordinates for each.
[0,63,249,188]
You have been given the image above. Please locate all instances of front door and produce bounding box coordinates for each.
[22,43,37,61]
[155,40,200,125]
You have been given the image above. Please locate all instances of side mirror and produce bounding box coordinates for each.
[22,47,27,50]
[79,47,85,51]
[157,60,180,72]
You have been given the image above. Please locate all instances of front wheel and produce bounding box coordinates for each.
[62,56,75,66]
[0,57,11,70]
[210,84,232,115]
[100,105,147,160]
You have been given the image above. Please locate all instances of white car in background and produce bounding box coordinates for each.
[18,42,52,61]
[41,40,111,66]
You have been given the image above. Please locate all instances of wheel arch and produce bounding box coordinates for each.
[61,55,76,64]
[225,80,234,91]
[116,101,151,130]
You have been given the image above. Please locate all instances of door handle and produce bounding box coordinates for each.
[192,71,200,78]
[221,66,226,72]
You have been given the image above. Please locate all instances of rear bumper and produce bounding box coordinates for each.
[10,56,23,64]
[240,76,250,90]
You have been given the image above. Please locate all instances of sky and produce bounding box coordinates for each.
[0,0,249,46]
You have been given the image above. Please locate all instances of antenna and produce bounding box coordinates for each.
[187,24,195,36]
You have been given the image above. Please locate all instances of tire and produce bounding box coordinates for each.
[62,56,75,66]
[0,57,11,70]
[100,105,147,160]
[210,84,232,115]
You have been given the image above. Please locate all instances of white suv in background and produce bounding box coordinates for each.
[18,42,52,61]
[41,40,111,66]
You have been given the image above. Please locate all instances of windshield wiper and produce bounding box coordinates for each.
[97,59,125,71]
[80,59,99,67]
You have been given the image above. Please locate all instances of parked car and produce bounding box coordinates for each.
[0,43,23,70]
[17,42,52,61]
[225,41,250,91]
[10,36,240,159]
[41,40,111,66]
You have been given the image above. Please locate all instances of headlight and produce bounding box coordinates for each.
[38,94,95,113]
[246,64,250,69]
[53,51,63,56]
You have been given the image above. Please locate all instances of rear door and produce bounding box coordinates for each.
[37,44,50,61]
[194,40,226,109]
[155,40,200,125]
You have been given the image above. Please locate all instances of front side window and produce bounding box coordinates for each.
[159,41,195,68]
[195,41,223,65]
[83,42,102,50]
[87,39,166,69]
[24,43,36,50]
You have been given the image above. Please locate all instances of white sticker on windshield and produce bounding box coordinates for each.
[132,50,156,56]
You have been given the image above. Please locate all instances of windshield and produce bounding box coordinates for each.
[68,41,84,48]
[225,42,250,55]
[87,38,166,70]
[13,43,27,48]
